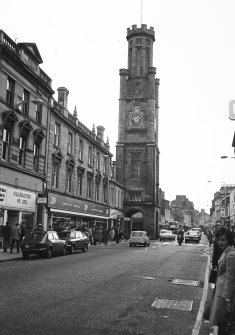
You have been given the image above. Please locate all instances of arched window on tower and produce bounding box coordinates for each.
[130,152,141,179]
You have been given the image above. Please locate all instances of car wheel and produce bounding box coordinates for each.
[82,245,86,252]
[22,252,28,260]
[70,246,75,254]
[47,248,53,258]
[86,243,89,250]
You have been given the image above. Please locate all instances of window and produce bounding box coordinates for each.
[52,162,60,188]
[35,103,42,124]
[66,167,73,192]
[87,173,93,198]
[54,123,60,147]
[2,127,10,161]
[130,152,141,179]
[67,132,72,154]
[22,89,30,116]
[95,180,100,201]
[128,191,142,202]
[6,77,15,107]
[103,157,108,174]
[88,146,92,166]
[103,183,108,204]
[33,143,40,171]
[96,152,100,170]
[77,169,84,196]
[19,137,27,166]
[78,140,83,161]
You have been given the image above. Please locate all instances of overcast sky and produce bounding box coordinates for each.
[2,0,235,212]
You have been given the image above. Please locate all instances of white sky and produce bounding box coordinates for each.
[2,0,235,212]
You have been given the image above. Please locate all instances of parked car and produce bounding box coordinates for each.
[159,229,176,241]
[129,231,150,247]
[58,230,89,254]
[185,230,200,244]
[21,230,67,259]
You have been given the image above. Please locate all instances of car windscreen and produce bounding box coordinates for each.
[58,232,70,238]
[24,232,46,241]
[137,232,145,237]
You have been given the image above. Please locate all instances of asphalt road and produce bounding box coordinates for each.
[0,237,211,335]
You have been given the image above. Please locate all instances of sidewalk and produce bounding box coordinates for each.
[0,240,128,262]
[0,250,22,262]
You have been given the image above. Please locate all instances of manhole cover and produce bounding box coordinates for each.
[170,278,200,286]
[151,298,193,311]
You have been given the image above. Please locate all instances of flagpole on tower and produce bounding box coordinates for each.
[140,0,143,25]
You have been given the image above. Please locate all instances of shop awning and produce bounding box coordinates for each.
[50,208,109,220]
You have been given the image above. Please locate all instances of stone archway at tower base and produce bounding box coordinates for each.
[124,205,160,239]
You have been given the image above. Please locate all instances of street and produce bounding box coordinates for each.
[0,237,211,335]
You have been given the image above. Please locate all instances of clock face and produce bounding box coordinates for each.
[131,114,141,125]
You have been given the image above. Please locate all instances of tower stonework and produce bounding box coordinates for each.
[116,24,160,238]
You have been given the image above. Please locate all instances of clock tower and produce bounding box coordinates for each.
[116,24,160,238]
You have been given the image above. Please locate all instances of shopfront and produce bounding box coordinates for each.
[0,183,37,232]
[47,192,110,231]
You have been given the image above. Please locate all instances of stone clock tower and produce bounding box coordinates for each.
[116,24,160,238]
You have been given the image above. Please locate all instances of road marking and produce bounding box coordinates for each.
[170,278,200,287]
[151,298,193,311]
[191,252,211,335]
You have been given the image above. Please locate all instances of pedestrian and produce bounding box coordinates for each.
[110,227,115,242]
[207,229,214,247]
[123,230,129,242]
[48,225,52,231]
[103,228,109,245]
[20,222,26,245]
[115,227,119,244]
[2,221,11,252]
[209,227,235,335]
[87,227,93,245]
[93,227,99,246]
[10,223,21,253]
[98,227,103,244]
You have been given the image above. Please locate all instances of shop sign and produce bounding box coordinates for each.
[48,193,110,217]
[37,198,47,204]
[0,184,36,212]
[0,185,7,204]
[110,209,118,219]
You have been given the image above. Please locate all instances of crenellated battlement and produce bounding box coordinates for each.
[127,24,155,41]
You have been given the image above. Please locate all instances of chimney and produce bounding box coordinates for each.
[57,87,69,109]
[96,125,105,140]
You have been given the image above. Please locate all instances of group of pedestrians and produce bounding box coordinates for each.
[81,226,128,246]
[205,226,235,335]
[2,221,26,253]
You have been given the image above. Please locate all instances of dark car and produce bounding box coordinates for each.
[21,230,67,259]
[58,230,89,254]
[185,230,200,244]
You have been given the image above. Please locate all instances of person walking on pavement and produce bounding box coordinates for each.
[115,227,119,244]
[110,227,115,242]
[2,221,11,252]
[209,227,235,335]
[103,228,109,245]
[10,223,21,253]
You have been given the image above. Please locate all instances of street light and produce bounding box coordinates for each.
[221,156,235,159]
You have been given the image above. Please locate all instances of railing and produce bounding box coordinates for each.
[0,30,18,54]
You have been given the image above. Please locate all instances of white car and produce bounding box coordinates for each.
[129,231,150,247]
[159,229,176,241]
